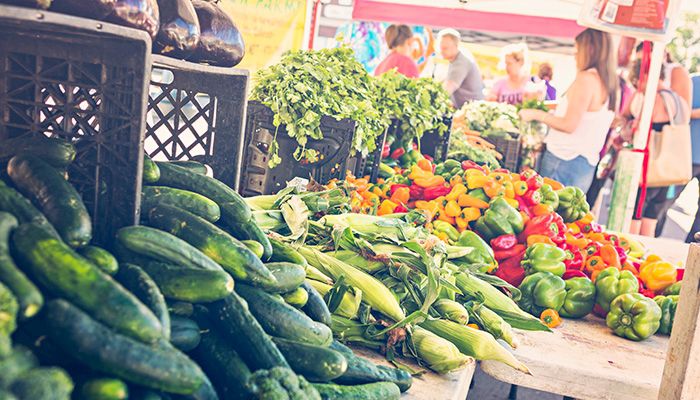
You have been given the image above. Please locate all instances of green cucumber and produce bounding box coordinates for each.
[147,205,275,287]
[0,345,38,388]
[312,382,400,400]
[140,262,233,303]
[224,221,272,260]
[191,325,252,399]
[7,155,92,247]
[0,212,43,319]
[236,284,333,347]
[0,136,76,168]
[81,378,129,400]
[116,226,222,272]
[175,374,217,400]
[329,341,412,392]
[79,245,119,275]
[12,223,162,343]
[170,316,201,352]
[10,367,73,400]
[43,299,206,395]
[169,301,194,318]
[115,263,171,340]
[272,337,347,382]
[129,388,170,400]
[301,281,332,327]
[264,262,305,293]
[282,287,308,308]
[156,162,251,224]
[242,240,264,259]
[208,293,289,370]
[269,238,308,267]
[0,281,18,357]
[168,161,208,175]
[0,180,58,237]
[143,155,160,183]
[142,186,220,223]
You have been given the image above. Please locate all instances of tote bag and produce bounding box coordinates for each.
[645,90,692,187]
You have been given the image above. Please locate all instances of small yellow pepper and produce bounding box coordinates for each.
[450,175,463,186]
[543,177,564,190]
[531,203,553,216]
[445,183,467,201]
[639,261,677,292]
[466,174,489,189]
[436,211,456,225]
[459,207,481,222]
[444,200,461,218]
[417,158,432,172]
[415,200,439,218]
[565,232,589,249]
[414,175,446,188]
[390,187,410,205]
[527,234,556,247]
[567,223,581,235]
[540,309,562,328]
[489,172,511,183]
[377,199,397,216]
[503,181,515,198]
[457,193,489,209]
[455,216,469,231]
[513,181,528,196]
[408,165,431,180]
[483,180,505,198]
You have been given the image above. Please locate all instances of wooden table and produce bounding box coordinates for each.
[481,237,689,400]
[351,346,476,400]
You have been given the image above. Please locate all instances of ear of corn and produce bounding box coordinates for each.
[330,315,385,351]
[251,210,287,232]
[472,303,517,349]
[305,265,334,285]
[433,299,469,325]
[320,213,423,241]
[245,194,279,210]
[420,319,530,374]
[331,250,387,274]
[306,279,361,319]
[412,327,473,374]
[299,246,406,322]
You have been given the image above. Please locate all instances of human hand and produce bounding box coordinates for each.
[519,109,543,122]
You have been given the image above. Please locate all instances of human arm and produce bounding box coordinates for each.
[443,56,469,95]
[670,66,692,107]
[692,107,700,120]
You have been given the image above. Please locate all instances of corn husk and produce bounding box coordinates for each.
[433,299,469,325]
[332,250,386,274]
[306,279,361,319]
[473,303,517,348]
[319,213,422,241]
[412,326,472,374]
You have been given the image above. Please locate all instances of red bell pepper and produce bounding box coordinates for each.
[562,243,584,270]
[390,148,406,160]
[520,169,538,180]
[525,174,543,190]
[562,270,587,280]
[637,277,656,298]
[493,244,526,262]
[409,184,424,200]
[490,234,517,251]
[422,185,450,201]
[584,242,602,258]
[518,213,566,244]
[461,160,484,172]
[523,189,542,206]
[381,143,390,159]
[394,204,408,213]
[495,254,526,287]
[615,246,627,265]
[677,268,685,281]
[494,168,510,174]
[389,184,410,196]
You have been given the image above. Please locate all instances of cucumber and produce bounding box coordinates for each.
[282,287,309,308]
[79,245,119,275]
[0,180,58,237]
[174,373,218,400]
[147,205,275,287]
[143,155,160,183]
[263,262,305,293]
[142,186,220,223]
[269,238,308,267]
[10,367,73,400]
[115,263,171,340]
[330,341,412,392]
[129,388,170,400]
[169,301,194,318]
[170,316,201,352]
[242,240,264,259]
[236,284,332,347]
[168,161,208,175]
[0,212,43,319]
[312,382,400,400]
[12,223,162,343]
[156,162,251,224]
[43,299,206,395]
[116,226,222,272]
[7,155,92,247]
[301,281,332,327]
[0,281,18,357]
[208,292,289,370]
[81,378,129,400]
[0,136,76,168]
[140,262,233,303]
[272,337,347,382]
[0,345,38,388]
[224,221,272,260]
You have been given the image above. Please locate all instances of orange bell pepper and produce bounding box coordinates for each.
[466,174,490,189]
[527,234,556,247]
[531,203,554,216]
[540,309,562,328]
[565,233,589,249]
[414,175,445,188]
[585,255,607,280]
[639,261,677,292]
[417,158,432,172]
[457,193,489,209]
[543,177,563,190]
[446,183,467,201]
[483,180,505,198]
[390,187,410,205]
[599,245,621,269]
[444,200,461,218]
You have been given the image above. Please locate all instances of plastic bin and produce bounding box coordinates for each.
[420,117,453,163]
[0,5,151,245]
[145,55,249,190]
[488,133,522,172]
[347,128,387,182]
[239,101,356,196]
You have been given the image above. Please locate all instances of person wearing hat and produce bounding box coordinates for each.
[438,28,485,108]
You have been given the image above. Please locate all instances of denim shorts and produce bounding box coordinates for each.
[539,150,596,192]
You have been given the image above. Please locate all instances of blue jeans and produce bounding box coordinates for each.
[539,150,596,192]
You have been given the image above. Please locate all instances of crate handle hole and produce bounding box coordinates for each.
[151,68,174,85]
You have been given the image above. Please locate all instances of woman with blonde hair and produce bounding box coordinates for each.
[374,24,419,78]
[520,28,618,192]
[488,43,534,105]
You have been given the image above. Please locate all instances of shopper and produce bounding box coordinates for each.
[438,28,485,108]
[622,61,690,237]
[488,43,537,105]
[519,28,617,192]
[537,62,557,101]
[684,73,700,242]
[374,24,419,78]
[635,42,692,107]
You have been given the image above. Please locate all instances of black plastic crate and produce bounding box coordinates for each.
[347,128,387,182]
[420,117,453,163]
[240,101,356,196]
[145,55,249,190]
[489,134,522,172]
[0,5,151,245]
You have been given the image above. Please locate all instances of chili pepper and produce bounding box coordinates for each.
[584,256,607,278]
[390,147,406,160]
[483,180,505,198]
[584,242,601,257]
[450,175,463,186]
[565,232,589,249]
[458,207,480,224]
[444,200,461,218]
[461,160,484,171]
[513,181,529,196]
[457,193,489,209]
[493,244,526,262]
[599,245,621,269]
[522,243,567,277]
[490,234,517,251]
[543,177,564,190]
[473,197,525,240]
[526,174,544,190]
[433,220,459,242]
[423,185,451,201]
[414,175,445,188]
[562,270,587,280]
[394,204,408,213]
[494,253,526,287]
[445,183,467,201]
[377,199,397,216]
[409,183,424,199]
[639,261,677,292]
[466,174,490,190]
[537,184,559,209]
[390,187,410,205]
[540,309,562,328]
[562,243,584,271]
[527,234,555,247]
[503,181,515,198]
[417,158,432,172]
[518,213,566,244]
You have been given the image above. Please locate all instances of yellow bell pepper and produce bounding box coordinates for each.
[414,175,446,188]
[445,183,467,201]
[464,168,486,177]
[444,200,461,218]
[457,193,489,209]
[639,261,677,292]
[377,199,398,216]
[466,174,489,189]
[503,181,515,198]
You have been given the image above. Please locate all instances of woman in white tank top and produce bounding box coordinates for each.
[519,28,617,192]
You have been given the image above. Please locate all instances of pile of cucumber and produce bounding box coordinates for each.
[0,138,411,400]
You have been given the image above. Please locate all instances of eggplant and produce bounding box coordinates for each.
[154,0,200,59]
[49,0,116,19]
[188,0,245,67]
[106,0,160,39]
[2,0,51,9]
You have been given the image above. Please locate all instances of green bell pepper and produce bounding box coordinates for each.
[443,159,461,170]
[555,186,590,223]
[594,267,639,313]
[433,220,460,242]
[468,189,489,203]
[606,293,662,341]
[454,230,496,273]
[521,243,566,277]
[663,282,681,296]
[537,184,559,209]
[559,277,596,318]
[474,197,524,241]
[517,271,567,316]
[653,295,678,335]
